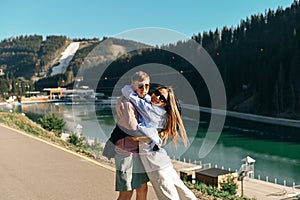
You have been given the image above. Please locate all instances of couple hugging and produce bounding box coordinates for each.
[103,71,197,200]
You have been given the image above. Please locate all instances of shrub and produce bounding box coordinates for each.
[68,133,80,146]
[38,113,65,137]
[220,175,238,195]
[68,133,88,148]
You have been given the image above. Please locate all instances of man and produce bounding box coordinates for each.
[114,71,150,200]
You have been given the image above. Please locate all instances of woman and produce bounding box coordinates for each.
[121,85,197,200]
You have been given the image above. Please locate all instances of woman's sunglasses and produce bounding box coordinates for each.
[153,90,167,103]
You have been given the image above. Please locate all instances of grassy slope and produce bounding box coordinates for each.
[0,111,251,200]
[0,111,94,156]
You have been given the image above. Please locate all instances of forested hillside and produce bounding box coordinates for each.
[34,39,100,90]
[96,1,300,119]
[0,35,68,79]
[0,35,43,79]
[0,35,69,98]
[0,1,299,119]
[192,1,300,118]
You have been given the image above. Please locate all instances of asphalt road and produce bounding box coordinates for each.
[0,125,157,200]
[3,124,298,200]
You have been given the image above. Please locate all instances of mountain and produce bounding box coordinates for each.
[191,1,300,119]
[0,35,151,90]
[1,1,300,119]
[34,37,151,90]
[0,35,69,80]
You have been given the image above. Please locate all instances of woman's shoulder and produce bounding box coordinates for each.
[152,105,166,115]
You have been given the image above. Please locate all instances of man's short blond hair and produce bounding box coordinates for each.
[131,71,150,84]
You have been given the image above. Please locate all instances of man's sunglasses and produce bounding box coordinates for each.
[138,83,150,89]
[153,90,167,103]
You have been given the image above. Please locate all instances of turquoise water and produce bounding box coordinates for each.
[16,103,300,186]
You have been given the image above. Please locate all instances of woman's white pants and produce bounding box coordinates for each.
[147,166,197,200]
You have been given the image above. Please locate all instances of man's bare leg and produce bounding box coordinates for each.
[136,183,148,200]
[118,190,133,200]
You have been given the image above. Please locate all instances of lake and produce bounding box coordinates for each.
[14,102,300,187]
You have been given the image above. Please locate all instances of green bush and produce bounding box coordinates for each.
[220,175,238,195]
[190,180,255,200]
[68,133,88,148]
[68,133,80,146]
[38,113,65,137]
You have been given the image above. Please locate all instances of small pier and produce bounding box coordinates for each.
[172,159,300,199]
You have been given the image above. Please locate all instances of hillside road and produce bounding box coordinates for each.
[0,125,157,200]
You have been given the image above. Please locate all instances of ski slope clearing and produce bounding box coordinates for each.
[51,42,80,76]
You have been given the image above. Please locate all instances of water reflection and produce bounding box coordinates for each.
[15,102,300,186]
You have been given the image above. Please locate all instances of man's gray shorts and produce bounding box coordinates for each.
[115,153,149,191]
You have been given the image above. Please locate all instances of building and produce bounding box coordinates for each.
[196,168,238,189]
[43,88,63,100]
[240,156,256,179]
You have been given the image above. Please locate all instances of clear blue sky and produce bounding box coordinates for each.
[0,0,295,41]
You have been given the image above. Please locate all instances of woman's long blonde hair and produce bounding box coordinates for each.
[158,86,189,147]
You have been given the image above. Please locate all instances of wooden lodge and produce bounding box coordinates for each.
[195,168,238,189]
